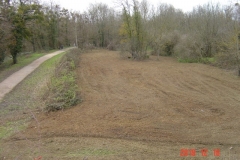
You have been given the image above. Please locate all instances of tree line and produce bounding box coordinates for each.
[0,0,239,75]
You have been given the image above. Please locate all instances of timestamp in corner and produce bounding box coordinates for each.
[180,148,220,157]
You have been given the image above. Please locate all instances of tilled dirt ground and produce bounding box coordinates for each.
[1,50,240,159]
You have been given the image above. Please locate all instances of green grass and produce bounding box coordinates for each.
[0,49,78,158]
[0,51,66,116]
[200,57,216,63]
[178,57,216,64]
[0,50,57,83]
[0,119,28,140]
[0,51,68,153]
[0,48,81,113]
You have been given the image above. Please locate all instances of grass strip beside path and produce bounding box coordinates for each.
[0,50,59,83]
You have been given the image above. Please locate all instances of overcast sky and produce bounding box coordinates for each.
[45,0,235,12]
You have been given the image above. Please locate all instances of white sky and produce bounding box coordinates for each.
[46,0,234,13]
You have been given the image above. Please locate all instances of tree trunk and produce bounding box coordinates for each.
[12,53,17,64]
[0,49,5,64]
[31,38,36,52]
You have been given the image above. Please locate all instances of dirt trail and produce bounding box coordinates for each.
[0,49,71,101]
[3,50,240,159]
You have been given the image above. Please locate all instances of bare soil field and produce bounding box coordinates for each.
[1,49,240,159]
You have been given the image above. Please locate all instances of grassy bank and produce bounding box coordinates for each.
[0,49,80,144]
[0,52,65,143]
[0,52,64,157]
[0,49,81,158]
[0,50,57,83]
[44,49,81,111]
[0,52,66,116]
[0,48,81,144]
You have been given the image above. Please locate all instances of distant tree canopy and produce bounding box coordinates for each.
[0,0,240,74]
